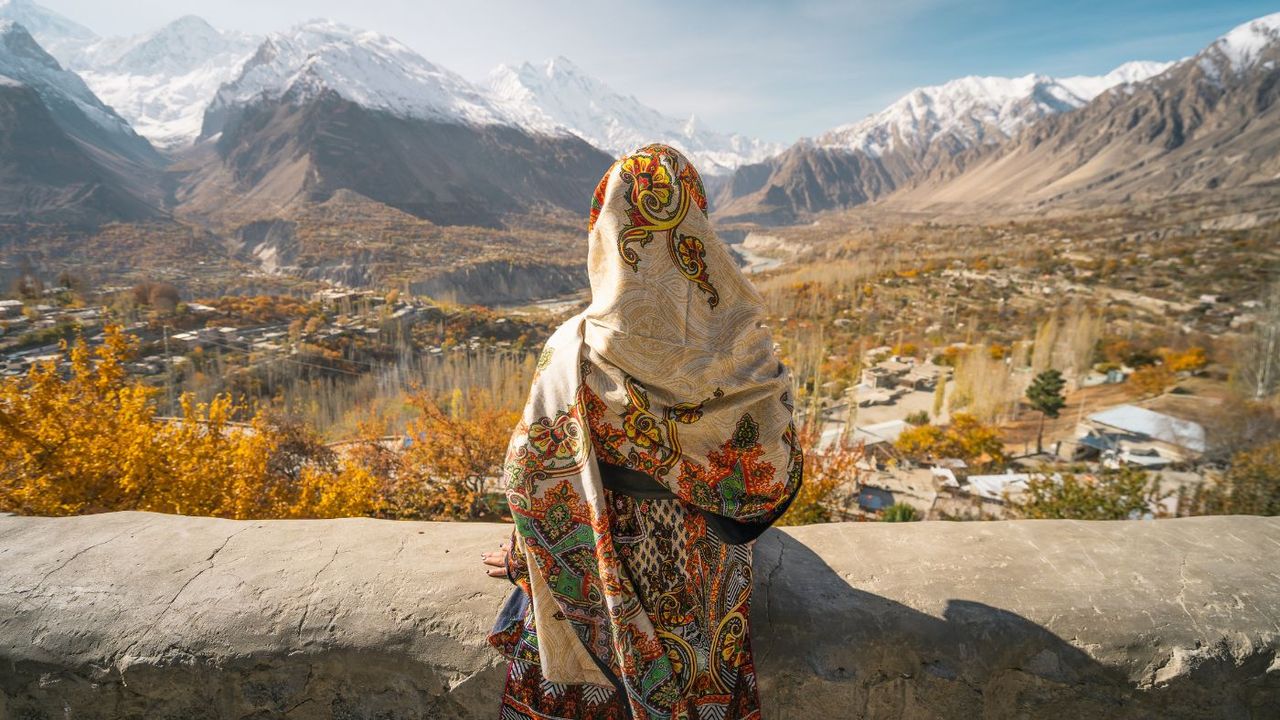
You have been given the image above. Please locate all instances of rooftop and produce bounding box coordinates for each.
[1086,404,1206,453]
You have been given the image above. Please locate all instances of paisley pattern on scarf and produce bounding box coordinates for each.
[488,144,801,720]
[616,144,719,308]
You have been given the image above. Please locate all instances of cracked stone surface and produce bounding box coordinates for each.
[0,512,1278,719]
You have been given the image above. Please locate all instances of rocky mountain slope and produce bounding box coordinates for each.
[0,78,158,224]
[716,63,1172,223]
[892,13,1280,208]
[0,21,162,224]
[178,22,611,230]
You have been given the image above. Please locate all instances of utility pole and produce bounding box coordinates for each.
[163,324,175,414]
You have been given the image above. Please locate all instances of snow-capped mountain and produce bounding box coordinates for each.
[0,0,93,63]
[203,19,513,138]
[487,57,781,175]
[0,20,162,224]
[818,60,1173,157]
[893,12,1280,208]
[0,20,156,163]
[717,59,1178,222]
[72,16,259,147]
[185,20,612,229]
[1196,11,1280,80]
[0,2,259,148]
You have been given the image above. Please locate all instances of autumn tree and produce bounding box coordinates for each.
[1129,363,1174,397]
[1233,283,1280,400]
[366,388,520,521]
[895,413,1008,470]
[0,326,377,519]
[1026,368,1067,455]
[778,432,865,526]
[1163,346,1208,374]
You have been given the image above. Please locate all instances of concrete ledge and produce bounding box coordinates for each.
[0,512,1277,719]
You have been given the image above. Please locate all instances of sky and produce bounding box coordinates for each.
[34,0,1280,143]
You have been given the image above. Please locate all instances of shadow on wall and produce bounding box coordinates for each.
[750,531,1274,720]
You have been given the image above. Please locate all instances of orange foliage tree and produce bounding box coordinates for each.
[1129,364,1175,397]
[777,425,865,525]
[356,388,520,521]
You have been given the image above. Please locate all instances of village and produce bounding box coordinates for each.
[2,220,1271,525]
[805,346,1213,523]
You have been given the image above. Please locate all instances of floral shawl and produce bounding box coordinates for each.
[488,143,802,719]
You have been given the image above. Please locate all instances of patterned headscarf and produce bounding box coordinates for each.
[491,143,802,718]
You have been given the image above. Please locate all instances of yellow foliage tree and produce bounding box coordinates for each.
[1162,346,1208,374]
[894,413,1008,470]
[0,326,377,519]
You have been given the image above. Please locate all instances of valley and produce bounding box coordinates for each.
[0,1,1277,524]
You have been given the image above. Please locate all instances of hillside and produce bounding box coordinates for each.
[892,13,1280,209]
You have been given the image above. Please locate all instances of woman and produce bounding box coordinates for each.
[482,143,802,720]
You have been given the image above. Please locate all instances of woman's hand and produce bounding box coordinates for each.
[481,540,512,579]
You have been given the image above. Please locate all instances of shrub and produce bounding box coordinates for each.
[881,503,919,522]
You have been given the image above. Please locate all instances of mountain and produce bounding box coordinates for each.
[486,56,781,175]
[1,3,259,148]
[71,16,260,148]
[179,21,612,229]
[894,12,1280,208]
[0,22,162,224]
[716,61,1172,223]
[817,62,1173,158]
[0,0,93,63]
[0,20,158,163]
[202,20,515,138]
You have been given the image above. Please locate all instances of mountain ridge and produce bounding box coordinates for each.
[715,59,1177,223]
[486,56,782,174]
[887,12,1280,210]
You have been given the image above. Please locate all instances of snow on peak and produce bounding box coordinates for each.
[65,15,260,148]
[1200,11,1280,75]
[104,15,252,76]
[213,20,511,126]
[485,57,781,174]
[0,19,138,143]
[819,61,1172,157]
[0,0,95,62]
[1057,60,1174,98]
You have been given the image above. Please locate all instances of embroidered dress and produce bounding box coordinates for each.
[488,144,803,720]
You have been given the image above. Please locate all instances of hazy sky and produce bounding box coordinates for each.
[36,0,1280,142]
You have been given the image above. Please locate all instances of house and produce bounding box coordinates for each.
[852,420,911,447]
[900,363,946,391]
[856,485,896,513]
[1077,405,1206,466]
[0,299,22,318]
[964,472,1033,503]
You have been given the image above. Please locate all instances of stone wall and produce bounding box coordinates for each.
[1,512,1277,719]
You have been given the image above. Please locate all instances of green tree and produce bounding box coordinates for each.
[1014,467,1166,520]
[1026,368,1067,455]
[882,502,919,522]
